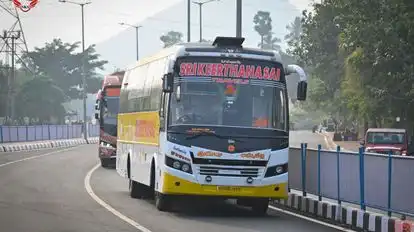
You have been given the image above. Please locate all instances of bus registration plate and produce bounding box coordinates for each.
[217,186,241,192]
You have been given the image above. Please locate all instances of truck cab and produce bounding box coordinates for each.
[362,128,409,156]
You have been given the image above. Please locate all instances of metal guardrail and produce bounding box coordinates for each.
[289,144,414,217]
[0,124,99,143]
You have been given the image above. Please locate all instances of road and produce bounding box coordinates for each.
[0,131,344,232]
[290,130,328,149]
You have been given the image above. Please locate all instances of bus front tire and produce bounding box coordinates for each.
[155,192,171,211]
[251,199,269,216]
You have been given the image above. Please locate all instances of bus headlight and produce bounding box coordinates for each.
[264,163,288,177]
[276,166,284,174]
[173,161,181,169]
[165,156,193,174]
[181,164,190,172]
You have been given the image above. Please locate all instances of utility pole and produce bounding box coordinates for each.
[187,0,191,42]
[0,1,31,122]
[59,0,91,142]
[1,31,20,120]
[10,34,16,120]
[236,0,242,37]
[119,23,142,60]
[192,0,218,42]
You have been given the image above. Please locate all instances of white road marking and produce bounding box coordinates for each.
[84,163,153,232]
[0,146,79,168]
[268,205,356,232]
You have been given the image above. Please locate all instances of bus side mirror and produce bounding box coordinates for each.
[297,81,307,101]
[162,73,174,93]
[94,101,100,120]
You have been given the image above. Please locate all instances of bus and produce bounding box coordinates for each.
[116,37,307,215]
[95,71,124,167]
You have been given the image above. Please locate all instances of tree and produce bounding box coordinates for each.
[253,11,273,48]
[290,0,414,132]
[160,31,183,48]
[253,11,282,50]
[285,17,302,46]
[290,3,344,116]
[15,76,66,123]
[258,33,281,51]
[0,62,9,117]
[21,39,106,100]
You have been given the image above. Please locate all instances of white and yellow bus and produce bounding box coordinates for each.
[116,37,307,215]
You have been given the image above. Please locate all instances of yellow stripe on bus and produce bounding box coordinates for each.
[118,111,160,145]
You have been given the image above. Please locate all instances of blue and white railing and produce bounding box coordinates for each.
[289,144,414,218]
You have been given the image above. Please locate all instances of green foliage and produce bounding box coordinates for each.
[253,11,281,50]
[285,16,302,49]
[21,39,106,100]
[1,39,107,122]
[289,0,414,130]
[15,76,66,122]
[160,31,183,48]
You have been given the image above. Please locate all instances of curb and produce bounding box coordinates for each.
[0,137,99,153]
[273,192,414,232]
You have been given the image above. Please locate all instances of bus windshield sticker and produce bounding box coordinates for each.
[240,153,265,159]
[179,62,281,81]
[212,77,249,85]
[197,151,223,158]
[186,128,215,134]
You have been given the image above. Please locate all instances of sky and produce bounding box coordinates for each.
[1,0,317,116]
[0,0,316,51]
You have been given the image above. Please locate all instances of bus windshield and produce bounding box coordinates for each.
[169,58,287,131]
[102,97,119,124]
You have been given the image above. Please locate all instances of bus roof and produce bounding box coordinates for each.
[125,37,283,71]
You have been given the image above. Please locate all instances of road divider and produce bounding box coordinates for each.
[0,137,99,153]
[272,192,414,232]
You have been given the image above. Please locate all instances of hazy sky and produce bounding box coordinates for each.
[1,0,316,50]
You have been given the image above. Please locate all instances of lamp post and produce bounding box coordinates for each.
[119,23,142,60]
[192,0,218,42]
[236,0,242,37]
[59,0,91,142]
[187,0,191,42]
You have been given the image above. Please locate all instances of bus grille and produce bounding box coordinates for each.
[197,166,261,177]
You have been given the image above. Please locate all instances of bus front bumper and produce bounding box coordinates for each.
[161,172,288,199]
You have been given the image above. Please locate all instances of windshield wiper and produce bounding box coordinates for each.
[184,131,243,142]
[231,135,288,139]
[168,130,287,140]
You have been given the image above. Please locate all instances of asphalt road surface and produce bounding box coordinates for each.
[289,130,328,149]
[0,133,345,232]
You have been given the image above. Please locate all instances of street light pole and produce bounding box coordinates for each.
[192,0,218,42]
[236,0,242,37]
[187,0,191,42]
[59,0,91,142]
[199,4,202,42]
[119,23,142,60]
